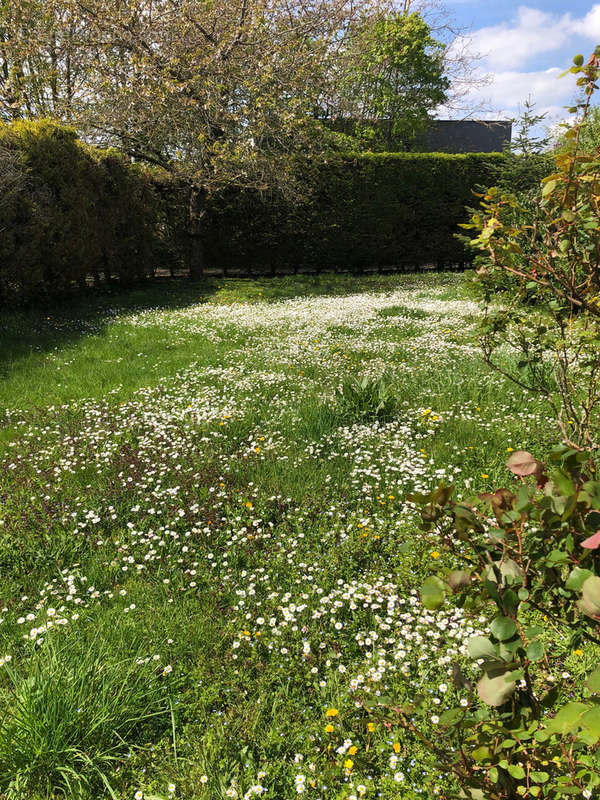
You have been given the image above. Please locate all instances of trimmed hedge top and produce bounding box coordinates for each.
[0,120,516,302]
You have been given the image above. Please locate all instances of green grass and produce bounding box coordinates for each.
[0,271,580,800]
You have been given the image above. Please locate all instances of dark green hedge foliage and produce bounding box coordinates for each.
[0,121,530,303]
[0,121,165,303]
[204,153,507,274]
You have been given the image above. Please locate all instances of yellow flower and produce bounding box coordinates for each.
[348,746,358,755]
[245,502,253,509]
[326,708,339,717]
[242,630,251,637]
[506,447,514,452]
[431,551,440,559]
[367,722,374,732]
[344,759,354,770]
[481,473,489,479]
[324,724,334,733]
[574,648,584,656]
[393,742,401,753]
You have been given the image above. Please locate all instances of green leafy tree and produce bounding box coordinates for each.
[0,0,88,121]
[326,11,450,151]
[2,0,394,277]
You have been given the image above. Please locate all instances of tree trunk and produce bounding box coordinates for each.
[187,184,206,280]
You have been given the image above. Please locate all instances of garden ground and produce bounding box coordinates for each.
[0,272,588,800]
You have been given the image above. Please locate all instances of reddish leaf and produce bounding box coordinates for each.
[506,451,540,477]
[582,531,600,549]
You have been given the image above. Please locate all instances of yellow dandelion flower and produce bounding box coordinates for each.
[344,759,354,770]
[393,742,401,753]
[431,551,440,559]
[324,724,334,733]
[326,708,339,717]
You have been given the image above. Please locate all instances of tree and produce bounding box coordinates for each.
[58,0,389,277]
[324,10,450,150]
[0,0,88,121]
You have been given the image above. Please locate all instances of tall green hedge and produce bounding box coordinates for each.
[0,121,165,303]
[204,152,506,273]
[0,121,511,303]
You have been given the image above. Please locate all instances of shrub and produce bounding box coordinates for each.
[0,120,165,303]
[398,446,600,800]
[205,152,505,274]
[463,53,600,451]
[380,52,600,800]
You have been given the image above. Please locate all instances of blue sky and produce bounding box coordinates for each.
[436,1,600,127]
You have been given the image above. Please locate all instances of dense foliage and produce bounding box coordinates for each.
[205,152,504,274]
[410,447,600,799]
[0,120,506,303]
[0,120,164,302]
[323,11,449,151]
[466,52,600,451]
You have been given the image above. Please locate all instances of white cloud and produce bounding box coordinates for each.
[572,5,600,40]
[469,7,574,70]
[463,4,600,73]
[477,68,565,113]
[444,5,600,121]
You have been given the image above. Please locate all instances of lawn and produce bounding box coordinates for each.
[0,272,576,800]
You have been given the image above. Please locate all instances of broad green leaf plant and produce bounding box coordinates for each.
[403,446,600,800]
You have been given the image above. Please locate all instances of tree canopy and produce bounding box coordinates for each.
[325,11,450,150]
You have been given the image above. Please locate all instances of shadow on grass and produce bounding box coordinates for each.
[0,270,463,377]
[0,278,219,377]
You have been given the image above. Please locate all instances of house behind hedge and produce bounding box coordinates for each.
[421,120,513,154]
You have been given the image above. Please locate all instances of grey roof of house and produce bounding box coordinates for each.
[423,120,512,153]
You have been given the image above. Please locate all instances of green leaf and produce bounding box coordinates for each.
[580,575,600,616]
[490,616,518,641]
[477,671,517,707]
[542,179,557,198]
[508,764,526,779]
[467,636,498,661]
[580,706,600,742]
[530,771,549,784]
[439,707,462,725]
[545,702,588,735]
[420,576,446,610]
[587,667,600,693]
[566,567,593,592]
[526,640,544,662]
[471,746,491,761]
